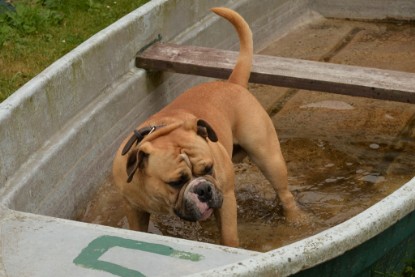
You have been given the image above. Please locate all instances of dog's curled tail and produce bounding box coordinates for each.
[211,7,253,88]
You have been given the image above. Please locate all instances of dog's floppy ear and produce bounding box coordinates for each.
[125,142,153,183]
[197,119,218,142]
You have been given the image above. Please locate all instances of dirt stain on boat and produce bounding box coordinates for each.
[74,18,415,252]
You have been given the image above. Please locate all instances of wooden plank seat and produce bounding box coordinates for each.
[136,43,415,104]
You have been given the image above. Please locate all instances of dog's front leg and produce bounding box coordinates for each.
[214,192,239,247]
[128,209,150,232]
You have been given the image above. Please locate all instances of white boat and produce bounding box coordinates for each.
[0,0,414,276]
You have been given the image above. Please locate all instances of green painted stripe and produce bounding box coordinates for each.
[73,235,203,276]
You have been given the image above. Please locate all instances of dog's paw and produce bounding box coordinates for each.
[284,206,311,227]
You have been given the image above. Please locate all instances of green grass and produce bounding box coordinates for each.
[0,0,148,102]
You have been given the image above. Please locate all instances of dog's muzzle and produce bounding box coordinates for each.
[174,177,223,222]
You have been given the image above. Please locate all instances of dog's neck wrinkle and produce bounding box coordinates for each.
[180,153,192,170]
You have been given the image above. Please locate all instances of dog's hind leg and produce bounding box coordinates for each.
[236,109,304,223]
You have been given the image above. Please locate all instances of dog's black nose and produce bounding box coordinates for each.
[195,182,213,202]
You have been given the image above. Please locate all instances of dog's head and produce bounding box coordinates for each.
[113,118,223,222]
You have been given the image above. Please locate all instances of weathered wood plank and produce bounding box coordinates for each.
[136,43,415,104]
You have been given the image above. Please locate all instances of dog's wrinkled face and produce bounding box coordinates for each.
[174,175,223,222]
[122,120,223,221]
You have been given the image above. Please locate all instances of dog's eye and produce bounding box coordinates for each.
[168,180,186,188]
[167,174,189,189]
[204,165,214,175]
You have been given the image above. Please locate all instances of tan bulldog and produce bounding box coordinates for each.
[113,7,304,247]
